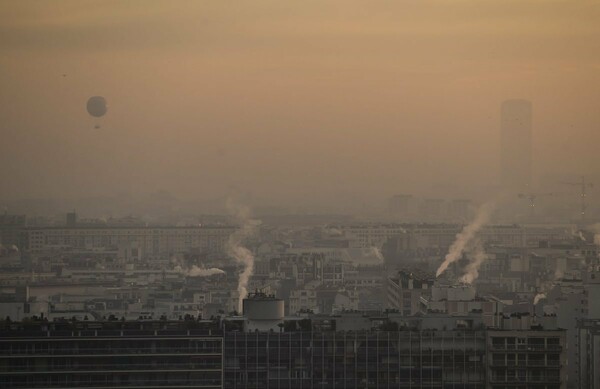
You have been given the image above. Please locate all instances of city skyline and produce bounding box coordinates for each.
[2,3,600,388]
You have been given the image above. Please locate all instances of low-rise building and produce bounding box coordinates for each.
[387,270,433,316]
[289,289,317,314]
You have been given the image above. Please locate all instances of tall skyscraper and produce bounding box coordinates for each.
[501,99,532,191]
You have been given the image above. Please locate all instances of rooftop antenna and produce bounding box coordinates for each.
[517,192,555,218]
[562,176,593,222]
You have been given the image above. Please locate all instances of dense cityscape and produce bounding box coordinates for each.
[2,1,600,388]
[2,185,600,388]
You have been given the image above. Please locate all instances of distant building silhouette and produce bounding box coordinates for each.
[501,99,532,191]
[66,211,78,227]
[449,198,472,221]
[388,194,414,220]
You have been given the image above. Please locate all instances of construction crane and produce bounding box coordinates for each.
[562,176,593,222]
[517,192,555,218]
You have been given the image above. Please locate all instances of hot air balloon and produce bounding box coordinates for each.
[87,96,107,117]
[86,96,107,129]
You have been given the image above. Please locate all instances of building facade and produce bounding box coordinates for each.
[387,270,433,316]
[224,330,487,389]
[341,224,568,251]
[23,226,236,257]
[0,319,568,389]
[577,319,600,389]
[0,320,223,388]
[0,213,26,248]
[487,329,566,389]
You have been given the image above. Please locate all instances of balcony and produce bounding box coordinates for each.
[490,376,561,384]
[489,344,562,352]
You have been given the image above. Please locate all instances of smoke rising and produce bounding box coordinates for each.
[371,246,384,262]
[554,267,564,280]
[436,200,496,278]
[324,227,343,237]
[188,266,225,277]
[533,293,546,305]
[174,264,225,277]
[533,259,566,306]
[569,227,587,242]
[589,224,600,246]
[459,239,487,284]
[226,199,261,313]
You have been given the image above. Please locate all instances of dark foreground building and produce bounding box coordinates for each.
[0,319,566,389]
[487,330,566,389]
[577,319,600,389]
[0,320,223,388]
[224,330,486,388]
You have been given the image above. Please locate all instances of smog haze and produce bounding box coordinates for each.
[1,0,599,212]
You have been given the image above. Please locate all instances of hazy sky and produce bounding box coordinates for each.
[1,0,599,209]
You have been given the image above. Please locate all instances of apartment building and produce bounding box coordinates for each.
[0,320,223,388]
[340,224,570,250]
[577,319,600,389]
[23,226,236,257]
[0,316,568,389]
[387,270,433,316]
[487,329,566,389]
[224,330,487,389]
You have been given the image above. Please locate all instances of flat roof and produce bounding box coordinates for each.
[23,225,237,230]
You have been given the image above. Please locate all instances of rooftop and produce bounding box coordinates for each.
[0,319,222,339]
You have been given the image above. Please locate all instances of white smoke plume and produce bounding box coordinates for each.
[533,262,566,306]
[371,246,384,261]
[569,227,587,242]
[187,266,225,277]
[533,293,546,305]
[174,265,225,277]
[226,199,261,313]
[553,267,564,280]
[324,227,343,237]
[171,254,225,278]
[589,223,600,246]
[0,244,19,254]
[459,239,487,284]
[436,200,496,278]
